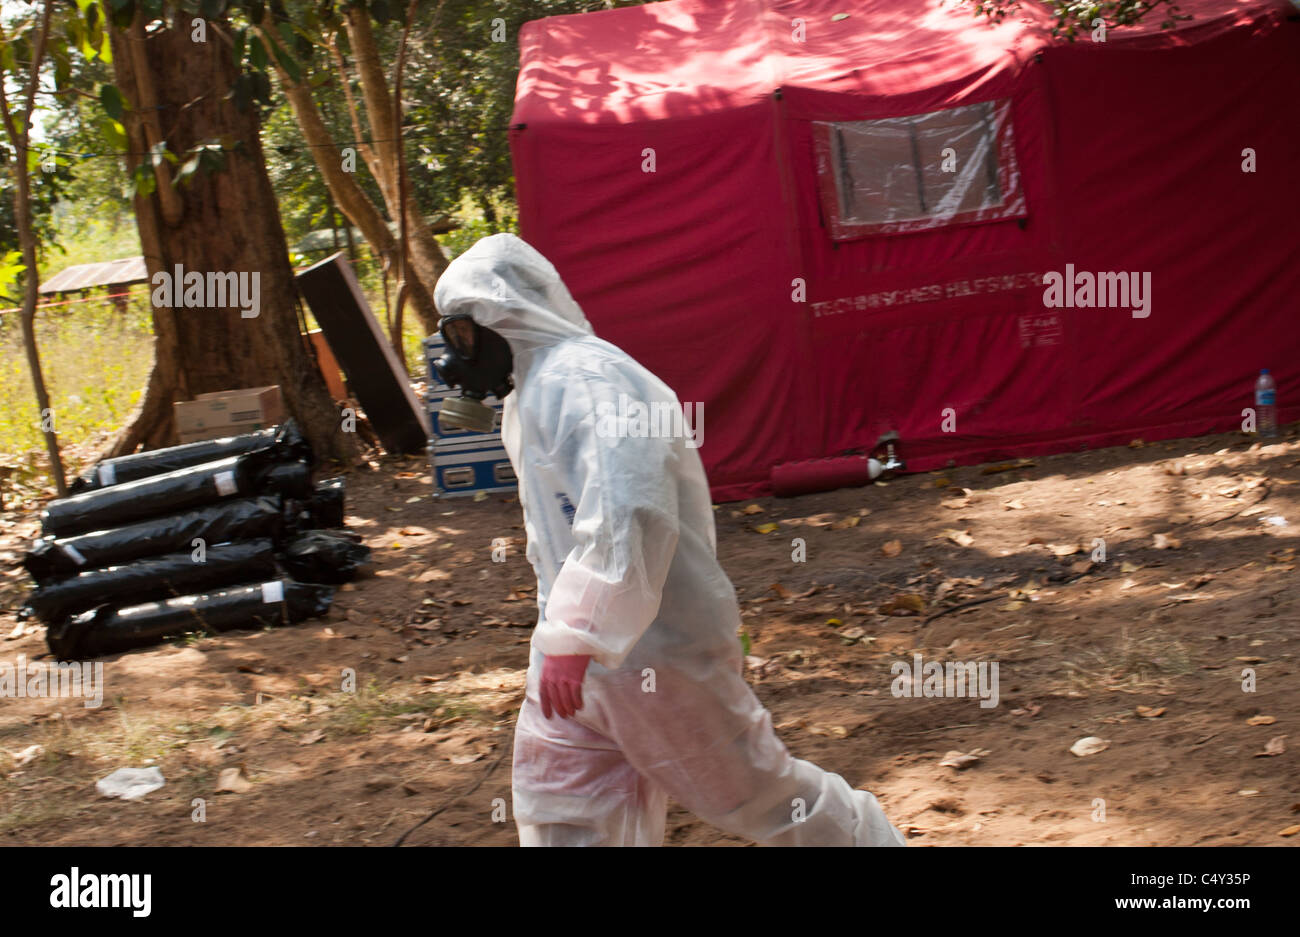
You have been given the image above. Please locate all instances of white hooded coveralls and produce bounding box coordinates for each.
[434,234,904,847]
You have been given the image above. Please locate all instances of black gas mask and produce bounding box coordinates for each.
[433,314,514,433]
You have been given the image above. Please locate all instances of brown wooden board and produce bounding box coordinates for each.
[295,254,430,454]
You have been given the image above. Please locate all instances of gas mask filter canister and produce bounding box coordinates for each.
[433,315,514,433]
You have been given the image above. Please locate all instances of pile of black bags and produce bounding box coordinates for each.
[23,420,371,660]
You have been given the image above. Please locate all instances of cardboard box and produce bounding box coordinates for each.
[174,386,284,444]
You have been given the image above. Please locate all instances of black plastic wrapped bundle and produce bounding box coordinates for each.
[41,448,298,539]
[24,496,283,585]
[24,539,279,625]
[69,419,312,492]
[280,530,372,584]
[46,579,334,660]
[259,460,313,499]
[307,477,346,527]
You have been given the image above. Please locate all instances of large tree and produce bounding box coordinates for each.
[100,0,354,462]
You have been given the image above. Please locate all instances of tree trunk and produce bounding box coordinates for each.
[344,8,450,305]
[276,70,441,333]
[104,14,356,464]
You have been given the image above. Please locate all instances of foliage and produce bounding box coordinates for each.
[965,0,1190,38]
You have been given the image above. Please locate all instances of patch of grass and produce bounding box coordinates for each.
[0,793,87,835]
[325,679,463,736]
[1059,627,1193,694]
[0,298,153,470]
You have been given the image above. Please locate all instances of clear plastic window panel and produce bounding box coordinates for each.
[816,100,1024,238]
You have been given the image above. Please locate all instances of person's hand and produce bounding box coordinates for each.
[539,654,591,720]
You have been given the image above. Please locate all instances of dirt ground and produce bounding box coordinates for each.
[1,428,1298,846]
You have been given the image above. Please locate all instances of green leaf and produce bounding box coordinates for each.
[269,30,301,83]
[831,12,850,21]
[228,72,254,112]
[739,629,752,656]
[131,162,156,197]
[252,69,271,103]
[0,252,27,297]
[249,35,268,70]
[109,0,136,31]
[101,118,128,151]
[99,84,125,121]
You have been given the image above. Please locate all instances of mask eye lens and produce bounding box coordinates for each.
[441,318,477,359]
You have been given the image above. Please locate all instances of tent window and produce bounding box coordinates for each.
[814,100,1025,239]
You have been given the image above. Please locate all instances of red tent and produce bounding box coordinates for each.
[509,0,1300,501]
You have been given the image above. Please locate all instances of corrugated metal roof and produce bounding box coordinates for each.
[39,256,149,294]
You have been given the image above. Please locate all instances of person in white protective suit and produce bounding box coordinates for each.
[432,233,905,847]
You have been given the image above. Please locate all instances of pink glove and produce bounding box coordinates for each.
[539,654,591,720]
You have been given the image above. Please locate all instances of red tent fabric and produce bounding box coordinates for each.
[510,0,1300,501]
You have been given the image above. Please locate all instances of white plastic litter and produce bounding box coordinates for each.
[96,766,165,801]
[435,235,905,847]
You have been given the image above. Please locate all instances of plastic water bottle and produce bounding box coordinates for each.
[1255,369,1277,438]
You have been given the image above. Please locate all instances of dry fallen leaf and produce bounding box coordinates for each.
[11,744,42,767]
[741,504,764,515]
[1153,533,1182,550]
[1247,715,1277,726]
[1136,706,1167,718]
[881,540,903,557]
[1120,561,1142,573]
[939,748,989,769]
[830,515,861,530]
[753,523,779,534]
[808,725,849,738]
[1070,736,1110,757]
[449,752,484,765]
[1279,825,1300,838]
[941,528,975,547]
[879,593,926,616]
[1255,735,1287,757]
[1049,542,1081,557]
[1003,499,1026,510]
[216,765,253,794]
[299,729,325,745]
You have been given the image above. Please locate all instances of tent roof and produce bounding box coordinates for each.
[515,0,1289,124]
[38,256,147,294]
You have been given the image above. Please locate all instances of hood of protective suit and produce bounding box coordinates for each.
[433,234,594,366]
